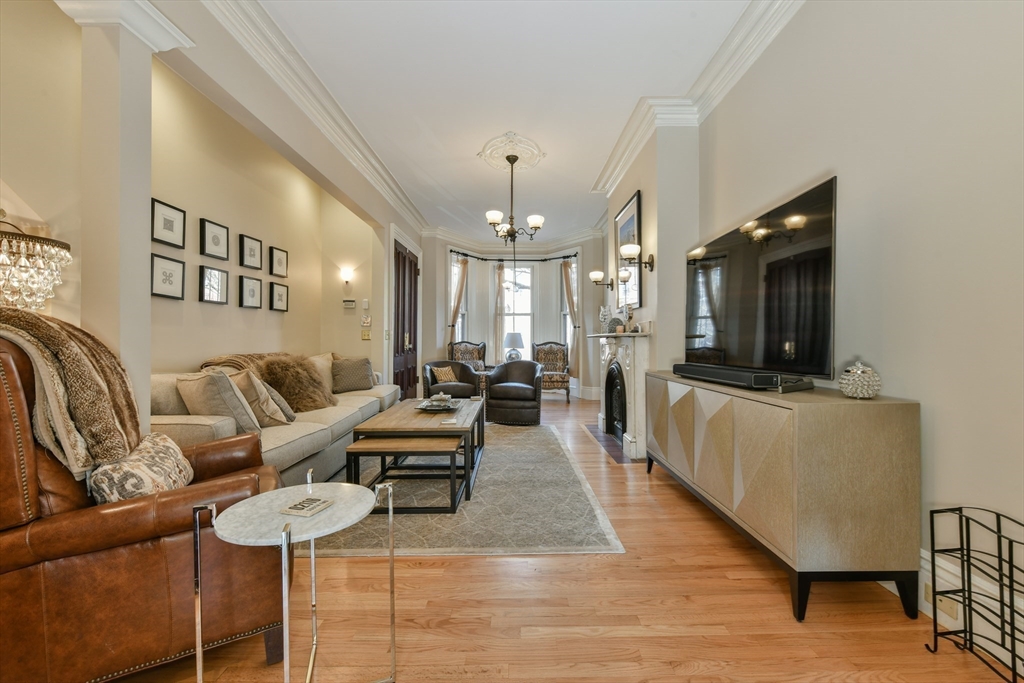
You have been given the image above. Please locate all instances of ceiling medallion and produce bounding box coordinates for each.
[478,132,545,172]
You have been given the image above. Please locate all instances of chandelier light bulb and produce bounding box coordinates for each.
[486,210,503,226]
[498,224,510,237]
[784,214,807,230]
[527,215,544,230]
[619,243,641,260]
[740,220,758,234]
[589,270,605,283]
[752,227,771,241]
[618,267,632,282]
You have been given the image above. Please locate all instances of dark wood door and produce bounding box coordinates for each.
[393,242,419,399]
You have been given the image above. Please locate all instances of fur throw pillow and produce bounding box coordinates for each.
[259,355,336,413]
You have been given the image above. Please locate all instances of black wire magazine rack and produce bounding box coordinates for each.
[927,507,1023,681]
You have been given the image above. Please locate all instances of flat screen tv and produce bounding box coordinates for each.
[684,177,836,379]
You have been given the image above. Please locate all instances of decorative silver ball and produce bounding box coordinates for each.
[505,348,522,362]
[838,361,882,399]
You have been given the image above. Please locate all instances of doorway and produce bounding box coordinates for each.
[392,241,419,399]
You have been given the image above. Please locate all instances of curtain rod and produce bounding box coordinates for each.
[450,249,577,263]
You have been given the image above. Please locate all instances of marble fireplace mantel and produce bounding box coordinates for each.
[588,334,650,460]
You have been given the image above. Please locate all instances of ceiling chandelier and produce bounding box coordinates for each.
[481,132,545,245]
[0,208,73,311]
[740,213,807,246]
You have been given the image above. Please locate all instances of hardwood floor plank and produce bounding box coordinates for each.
[124,396,996,682]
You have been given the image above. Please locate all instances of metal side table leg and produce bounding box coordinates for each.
[304,469,319,683]
[192,504,217,683]
[281,523,292,683]
[372,483,397,683]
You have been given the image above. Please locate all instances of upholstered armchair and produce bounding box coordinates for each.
[485,360,544,425]
[424,360,481,398]
[448,341,486,372]
[0,339,286,683]
[532,341,571,403]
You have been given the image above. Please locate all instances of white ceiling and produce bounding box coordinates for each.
[260,0,748,242]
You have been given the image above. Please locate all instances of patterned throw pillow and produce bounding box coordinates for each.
[89,433,194,505]
[332,358,375,393]
[432,365,458,383]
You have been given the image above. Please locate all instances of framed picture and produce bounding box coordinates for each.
[269,282,289,312]
[615,190,642,309]
[199,219,229,260]
[151,254,185,300]
[269,247,288,277]
[199,266,229,304]
[239,275,262,308]
[239,234,263,270]
[151,199,186,249]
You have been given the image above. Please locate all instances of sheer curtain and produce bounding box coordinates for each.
[492,262,505,365]
[561,260,579,377]
[447,257,469,349]
[687,261,724,348]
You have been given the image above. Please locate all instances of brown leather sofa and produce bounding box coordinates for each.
[0,339,286,683]
[485,360,544,425]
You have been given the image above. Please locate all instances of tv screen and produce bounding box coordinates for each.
[684,177,836,379]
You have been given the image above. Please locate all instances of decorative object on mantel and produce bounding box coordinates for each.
[607,317,624,335]
[0,208,73,310]
[615,190,642,308]
[599,305,611,332]
[838,361,882,399]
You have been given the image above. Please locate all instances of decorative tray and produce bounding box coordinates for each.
[415,399,462,412]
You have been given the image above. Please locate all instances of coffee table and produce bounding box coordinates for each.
[352,398,485,503]
[192,475,396,683]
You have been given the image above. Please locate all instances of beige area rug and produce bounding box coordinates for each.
[297,424,624,557]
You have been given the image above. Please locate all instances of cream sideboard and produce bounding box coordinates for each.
[645,370,921,620]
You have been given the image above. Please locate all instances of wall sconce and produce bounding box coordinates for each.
[340,267,354,283]
[589,270,614,290]
[617,267,632,283]
[618,242,654,271]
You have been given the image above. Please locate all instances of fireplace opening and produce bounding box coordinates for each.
[605,361,627,444]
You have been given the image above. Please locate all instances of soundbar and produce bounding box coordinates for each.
[672,364,815,393]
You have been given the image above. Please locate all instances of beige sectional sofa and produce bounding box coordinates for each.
[150,353,401,486]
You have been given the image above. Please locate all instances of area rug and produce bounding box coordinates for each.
[298,424,624,557]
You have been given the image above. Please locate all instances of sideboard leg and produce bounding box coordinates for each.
[646,456,653,473]
[790,572,811,621]
[895,572,919,619]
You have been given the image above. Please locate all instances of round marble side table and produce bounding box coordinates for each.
[192,475,395,683]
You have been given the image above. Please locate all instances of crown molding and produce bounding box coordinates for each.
[55,0,194,52]
[592,0,804,197]
[422,222,604,256]
[688,0,805,122]
[201,0,429,236]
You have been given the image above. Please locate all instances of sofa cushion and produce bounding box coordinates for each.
[332,357,374,393]
[428,381,476,399]
[488,382,535,401]
[229,371,290,428]
[89,433,194,504]
[151,415,237,449]
[342,384,401,411]
[259,422,332,472]
[151,373,189,416]
[294,404,363,442]
[333,395,379,422]
[260,355,335,413]
[175,372,261,435]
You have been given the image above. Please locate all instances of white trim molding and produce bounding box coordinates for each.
[201,0,430,236]
[592,0,805,197]
[55,0,194,52]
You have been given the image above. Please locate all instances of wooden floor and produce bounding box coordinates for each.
[129,396,995,683]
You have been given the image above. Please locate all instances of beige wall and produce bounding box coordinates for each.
[0,0,81,323]
[151,60,323,371]
[697,1,1023,529]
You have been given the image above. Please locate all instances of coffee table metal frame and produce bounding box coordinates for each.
[192,472,396,683]
[347,436,468,514]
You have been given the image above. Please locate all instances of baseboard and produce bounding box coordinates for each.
[579,385,600,401]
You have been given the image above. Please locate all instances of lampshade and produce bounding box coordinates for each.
[498,223,510,237]
[527,215,544,230]
[752,227,771,241]
[740,220,758,234]
[503,331,524,349]
[619,243,641,260]
[589,270,605,283]
[618,267,631,282]
[486,210,503,226]
[784,214,807,230]
[340,267,354,282]
[686,246,707,260]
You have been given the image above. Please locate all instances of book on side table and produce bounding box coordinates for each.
[280,497,334,517]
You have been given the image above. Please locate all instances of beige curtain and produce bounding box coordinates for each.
[561,260,579,377]
[446,257,469,349]
[493,262,505,365]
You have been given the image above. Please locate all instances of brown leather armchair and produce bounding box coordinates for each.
[0,339,286,683]
[485,360,544,425]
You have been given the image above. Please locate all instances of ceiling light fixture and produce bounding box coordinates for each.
[0,208,73,310]
[481,132,545,247]
[740,213,808,247]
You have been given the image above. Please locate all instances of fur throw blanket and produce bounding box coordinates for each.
[200,352,288,378]
[259,355,335,413]
[0,309,141,480]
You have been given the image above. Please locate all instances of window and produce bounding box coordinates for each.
[450,256,467,342]
[503,265,532,359]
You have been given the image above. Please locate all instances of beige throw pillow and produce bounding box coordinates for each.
[176,372,261,434]
[261,380,296,421]
[229,370,291,427]
[308,353,335,394]
[90,433,194,504]
[332,357,375,393]
[431,365,458,384]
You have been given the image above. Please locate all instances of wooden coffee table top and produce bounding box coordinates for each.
[354,398,483,435]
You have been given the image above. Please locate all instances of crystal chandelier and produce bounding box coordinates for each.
[0,208,73,310]
[480,132,545,245]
